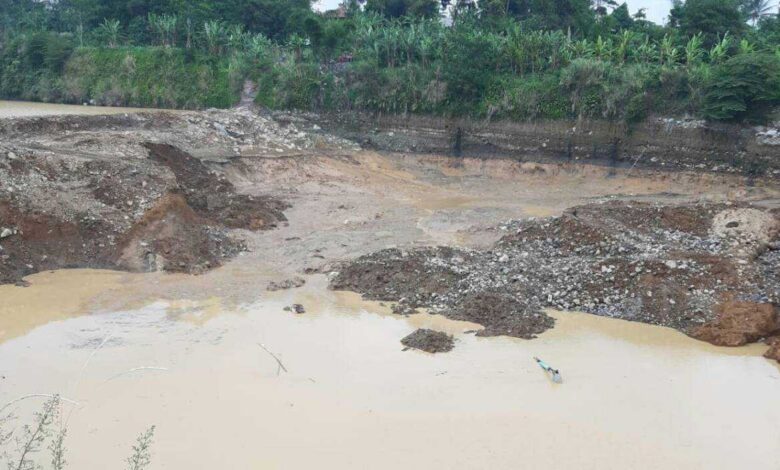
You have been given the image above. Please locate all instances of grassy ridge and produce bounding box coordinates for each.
[1,37,238,109]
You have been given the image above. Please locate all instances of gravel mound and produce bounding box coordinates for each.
[401,329,454,353]
[330,201,779,354]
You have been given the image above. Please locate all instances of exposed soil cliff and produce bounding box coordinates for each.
[307,112,780,177]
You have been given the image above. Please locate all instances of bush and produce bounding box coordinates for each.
[60,47,237,108]
[702,53,780,122]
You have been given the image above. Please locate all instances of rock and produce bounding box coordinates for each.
[7,152,17,160]
[291,304,306,314]
[401,329,454,353]
[764,336,780,362]
[0,228,14,239]
[267,277,306,291]
[692,302,778,347]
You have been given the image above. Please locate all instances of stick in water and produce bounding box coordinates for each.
[0,394,80,414]
[105,367,169,382]
[258,343,288,376]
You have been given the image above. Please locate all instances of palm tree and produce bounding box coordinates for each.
[742,0,775,26]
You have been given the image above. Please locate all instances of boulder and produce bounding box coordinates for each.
[692,302,778,347]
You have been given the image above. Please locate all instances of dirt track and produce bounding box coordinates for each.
[1,107,779,358]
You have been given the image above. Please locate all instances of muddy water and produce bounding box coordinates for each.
[1,270,778,469]
[0,100,167,118]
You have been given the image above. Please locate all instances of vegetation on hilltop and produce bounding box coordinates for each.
[0,0,778,123]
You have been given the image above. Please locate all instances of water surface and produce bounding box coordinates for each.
[0,270,777,469]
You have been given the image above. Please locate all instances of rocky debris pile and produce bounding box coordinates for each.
[144,143,288,230]
[0,106,360,284]
[401,329,454,353]
[267,277,306,292]
[0,108,358,162]
[330,201,779,356]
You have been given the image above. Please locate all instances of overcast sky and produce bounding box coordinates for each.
[312,1,779,25]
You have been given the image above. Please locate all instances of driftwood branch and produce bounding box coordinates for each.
[257,343,288,376]
[105,367,169,382]
[0,395,79,415]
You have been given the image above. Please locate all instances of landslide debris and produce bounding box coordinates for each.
[144,143,288,230]
[330,201,780,355]
[401,329,455,353]
[0,108,352,284]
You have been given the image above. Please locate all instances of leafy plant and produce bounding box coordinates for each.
[703,52,780,122]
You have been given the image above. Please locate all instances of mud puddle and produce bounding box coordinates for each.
[0,100,168,118]
[1,270,778,470]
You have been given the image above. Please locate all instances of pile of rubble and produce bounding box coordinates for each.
[330,201,780,357]
[401,329,455,353]
[0,108,354,284]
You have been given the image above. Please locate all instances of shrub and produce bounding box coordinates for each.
[702,52,780,122]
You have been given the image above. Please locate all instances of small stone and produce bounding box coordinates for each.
[291,304,306,314]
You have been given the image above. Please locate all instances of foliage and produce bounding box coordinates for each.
[126,426,156,470]
[0,398,156,470]
[670,0,747,46]
[1,0,779,122]
[702,52,780,122]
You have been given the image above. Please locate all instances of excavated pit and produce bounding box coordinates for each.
[2,106,779,359]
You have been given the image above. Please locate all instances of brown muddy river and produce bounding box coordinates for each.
[2,103,780,469]
[1,270,778,469]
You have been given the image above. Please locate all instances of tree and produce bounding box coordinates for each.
[477,0,594,34]
[670,0,747,46]
[740,0,775,26]
[366,0,441,18]
[609,3,633,30]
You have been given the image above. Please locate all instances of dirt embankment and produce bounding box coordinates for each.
[330,202,780,358]
[0,143,284,284]
[307,112,780,177]
[0,109,351,285]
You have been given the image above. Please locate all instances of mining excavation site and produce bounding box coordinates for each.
[1,102,779,469]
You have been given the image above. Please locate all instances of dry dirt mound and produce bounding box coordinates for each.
[330,201,780,357]
[401,329,455,353]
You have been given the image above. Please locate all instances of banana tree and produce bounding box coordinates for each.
[685,33,704,67]
[615,30,635,64]
[203,20,226,54]
[708,33,732,64]
[659,35,679,66]
[98,18,120,48]
[634,36,658,64]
